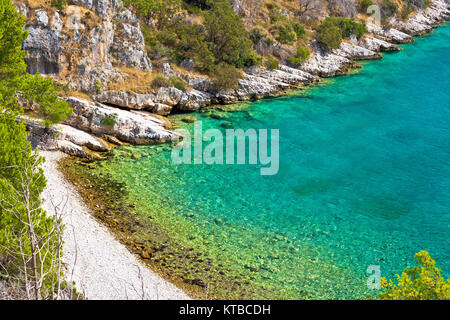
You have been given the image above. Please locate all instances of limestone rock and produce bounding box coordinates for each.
[333,41,380,60]
[64,97,178,144]
[359,36,401,52]
[21,1,151,93]
[300,47,355,77]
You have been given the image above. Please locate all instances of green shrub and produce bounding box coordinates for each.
[401,3,413,20]
[289,45,310,66]
[170,76,187,91]
[358,0,373,14]
[269,8,288,24]
[211,62,243,91]
[151,75,171,89]
[291,22,306,39]
[317,19,342,51]
[323,17,367,39]
[265,56,279,70]
[95,80,102,94]
[276,24,297,45]
[51,0,68,10]
[204,0,257,68]
[101,116,116,126]
[379,251,450,300]
[175,22,216,71]
[250,28,265,44]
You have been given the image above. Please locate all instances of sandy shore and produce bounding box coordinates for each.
[40,151,190,300]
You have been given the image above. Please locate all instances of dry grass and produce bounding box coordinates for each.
[106,66,159,94]
[60,89,93,101]
[20,0,50,9]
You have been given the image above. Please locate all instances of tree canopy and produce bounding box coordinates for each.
[380,251,450,300]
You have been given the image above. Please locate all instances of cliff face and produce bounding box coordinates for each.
[17,0,150,93]
[17,0,450,158]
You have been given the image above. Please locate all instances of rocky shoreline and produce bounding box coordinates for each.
[23,0,449,158]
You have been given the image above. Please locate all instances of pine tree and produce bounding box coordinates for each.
[0,0,67,299]
[0,0,72,126]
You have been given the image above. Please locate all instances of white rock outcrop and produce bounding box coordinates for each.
[64,97,178,144]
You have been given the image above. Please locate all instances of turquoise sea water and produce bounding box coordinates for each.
[99,25,450,298]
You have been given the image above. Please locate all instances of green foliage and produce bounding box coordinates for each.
[324,17,367,39]
[269,7,288,24]
[317,19,342,51]
[95,80,102,94]
[133,0,259,71]
[173,22,215,71]
[358,0,373,14]
[184,0,210,10]
[151,75,171,89]
[0,0,71,127]
[250,28,265,45]
[379,251,450,300]
[101,116,116,126]
[211,62,242,91]
[0,116,47,237]
[0,0,71,299]
[401,3,413,20]
[51,0,68,10]
[289,45,310,66]
[291,22,306,39]
[123,0,181,27]
[317,17,367,51]
[20,73,73,127]
[276,24,297,45]
[0,0,28,112]
[203,0,258,68]
[169,76,187,91]
[265,56,279,70]
[0,112,63,299]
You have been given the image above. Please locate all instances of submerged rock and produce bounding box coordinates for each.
[182,116,198,123]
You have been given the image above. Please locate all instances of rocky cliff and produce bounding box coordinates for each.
[18,0,450,158]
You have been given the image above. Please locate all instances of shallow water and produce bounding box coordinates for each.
[96,25,450,299]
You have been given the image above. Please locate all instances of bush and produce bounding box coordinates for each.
[324,17,367,39]
[101,116,116,126]
[291,22,306,39]
[151,75,171,89]
[289,45,310,66]
[204,0,257,68]
[401,3,413,20]
[211,62,243,91]
[358,0,373,14]
[379,251,450,300]
[265,56,279,70]
[175,22,216,71]
[170,76,187,91]
[250,28,264,44]
[317,19,342,51]
[276,24,297,45]
[51,0,68,10]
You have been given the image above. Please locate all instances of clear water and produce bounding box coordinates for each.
[97,25,450,299]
